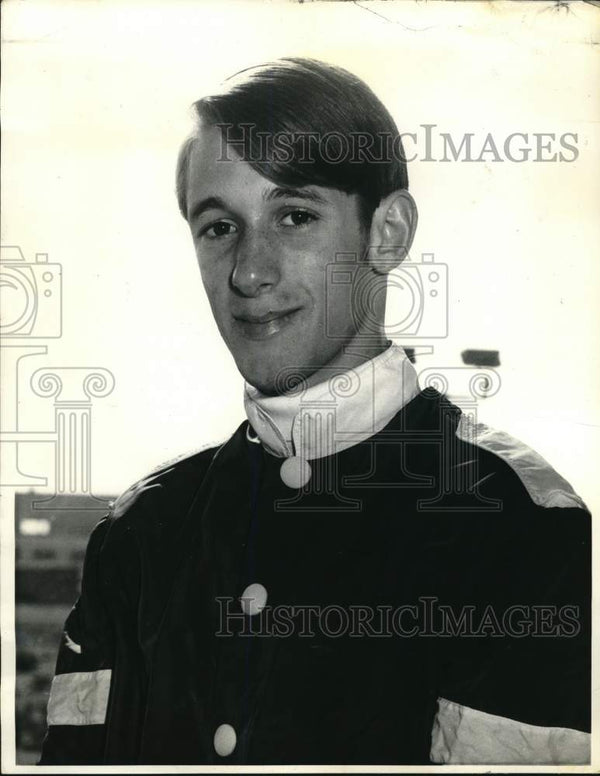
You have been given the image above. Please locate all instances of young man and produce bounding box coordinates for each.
[40,59,590,765]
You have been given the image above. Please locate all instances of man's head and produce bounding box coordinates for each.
[177,58,417,394]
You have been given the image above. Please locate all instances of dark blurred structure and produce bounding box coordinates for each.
[403,347,416,364]
[461,349,501,368]
[14,492,113,764]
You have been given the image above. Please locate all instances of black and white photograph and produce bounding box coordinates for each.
[1,0,598,771]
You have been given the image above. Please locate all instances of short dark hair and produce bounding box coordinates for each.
[176,58,409,227]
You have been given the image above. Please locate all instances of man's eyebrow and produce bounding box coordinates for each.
[265,186,329,205]
[187,187,328,222]
[187,196,228,223]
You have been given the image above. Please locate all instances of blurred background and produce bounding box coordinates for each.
[14,494,111,764]
[2,0,599,765]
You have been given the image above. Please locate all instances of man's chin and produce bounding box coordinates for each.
[236,354,315,396]
[240,367,302,396]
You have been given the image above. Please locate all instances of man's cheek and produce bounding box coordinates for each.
[327,284,357,335]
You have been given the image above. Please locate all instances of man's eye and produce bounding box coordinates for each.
[202,221,237,239]
[280,210,318,227]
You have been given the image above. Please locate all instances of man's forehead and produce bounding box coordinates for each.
[185,125,357,211]
[187,124,245,176]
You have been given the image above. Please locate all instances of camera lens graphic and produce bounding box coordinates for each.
[351,269,423,336]
[387,272,423,334]
[0,267,37,335]
[350,272,387,334]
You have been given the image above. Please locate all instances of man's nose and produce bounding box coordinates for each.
[230,229,280,297]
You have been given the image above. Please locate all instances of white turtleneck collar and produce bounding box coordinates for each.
[243,342,420,461]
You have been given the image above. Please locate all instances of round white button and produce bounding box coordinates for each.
[280,456,311,488]
[214,723,236,757]
[240,582,268,616]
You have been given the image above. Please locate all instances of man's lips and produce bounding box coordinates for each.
[232,307,302,339]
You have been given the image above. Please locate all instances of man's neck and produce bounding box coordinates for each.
[244,340,420,460]
[280,332,390,395]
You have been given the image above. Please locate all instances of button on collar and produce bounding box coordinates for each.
[280,456,311,488]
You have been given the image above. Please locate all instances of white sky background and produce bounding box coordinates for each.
[2,0,600,518]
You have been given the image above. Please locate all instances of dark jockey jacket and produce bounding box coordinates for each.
[40,388,591,765]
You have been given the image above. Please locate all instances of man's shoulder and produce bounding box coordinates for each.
[454,410,588,513]
[106,437,232,524]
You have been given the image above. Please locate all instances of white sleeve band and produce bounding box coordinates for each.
[430,697,590,765]
[47,669,112,726]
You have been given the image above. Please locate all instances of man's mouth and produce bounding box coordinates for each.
[233,307,302,340]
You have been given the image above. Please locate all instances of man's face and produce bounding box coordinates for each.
[185,125,372,394]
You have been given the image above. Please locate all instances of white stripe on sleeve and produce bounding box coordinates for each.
[430,697,590,765]
[47,670,112,726]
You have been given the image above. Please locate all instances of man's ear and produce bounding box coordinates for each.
[367,190,418,274]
